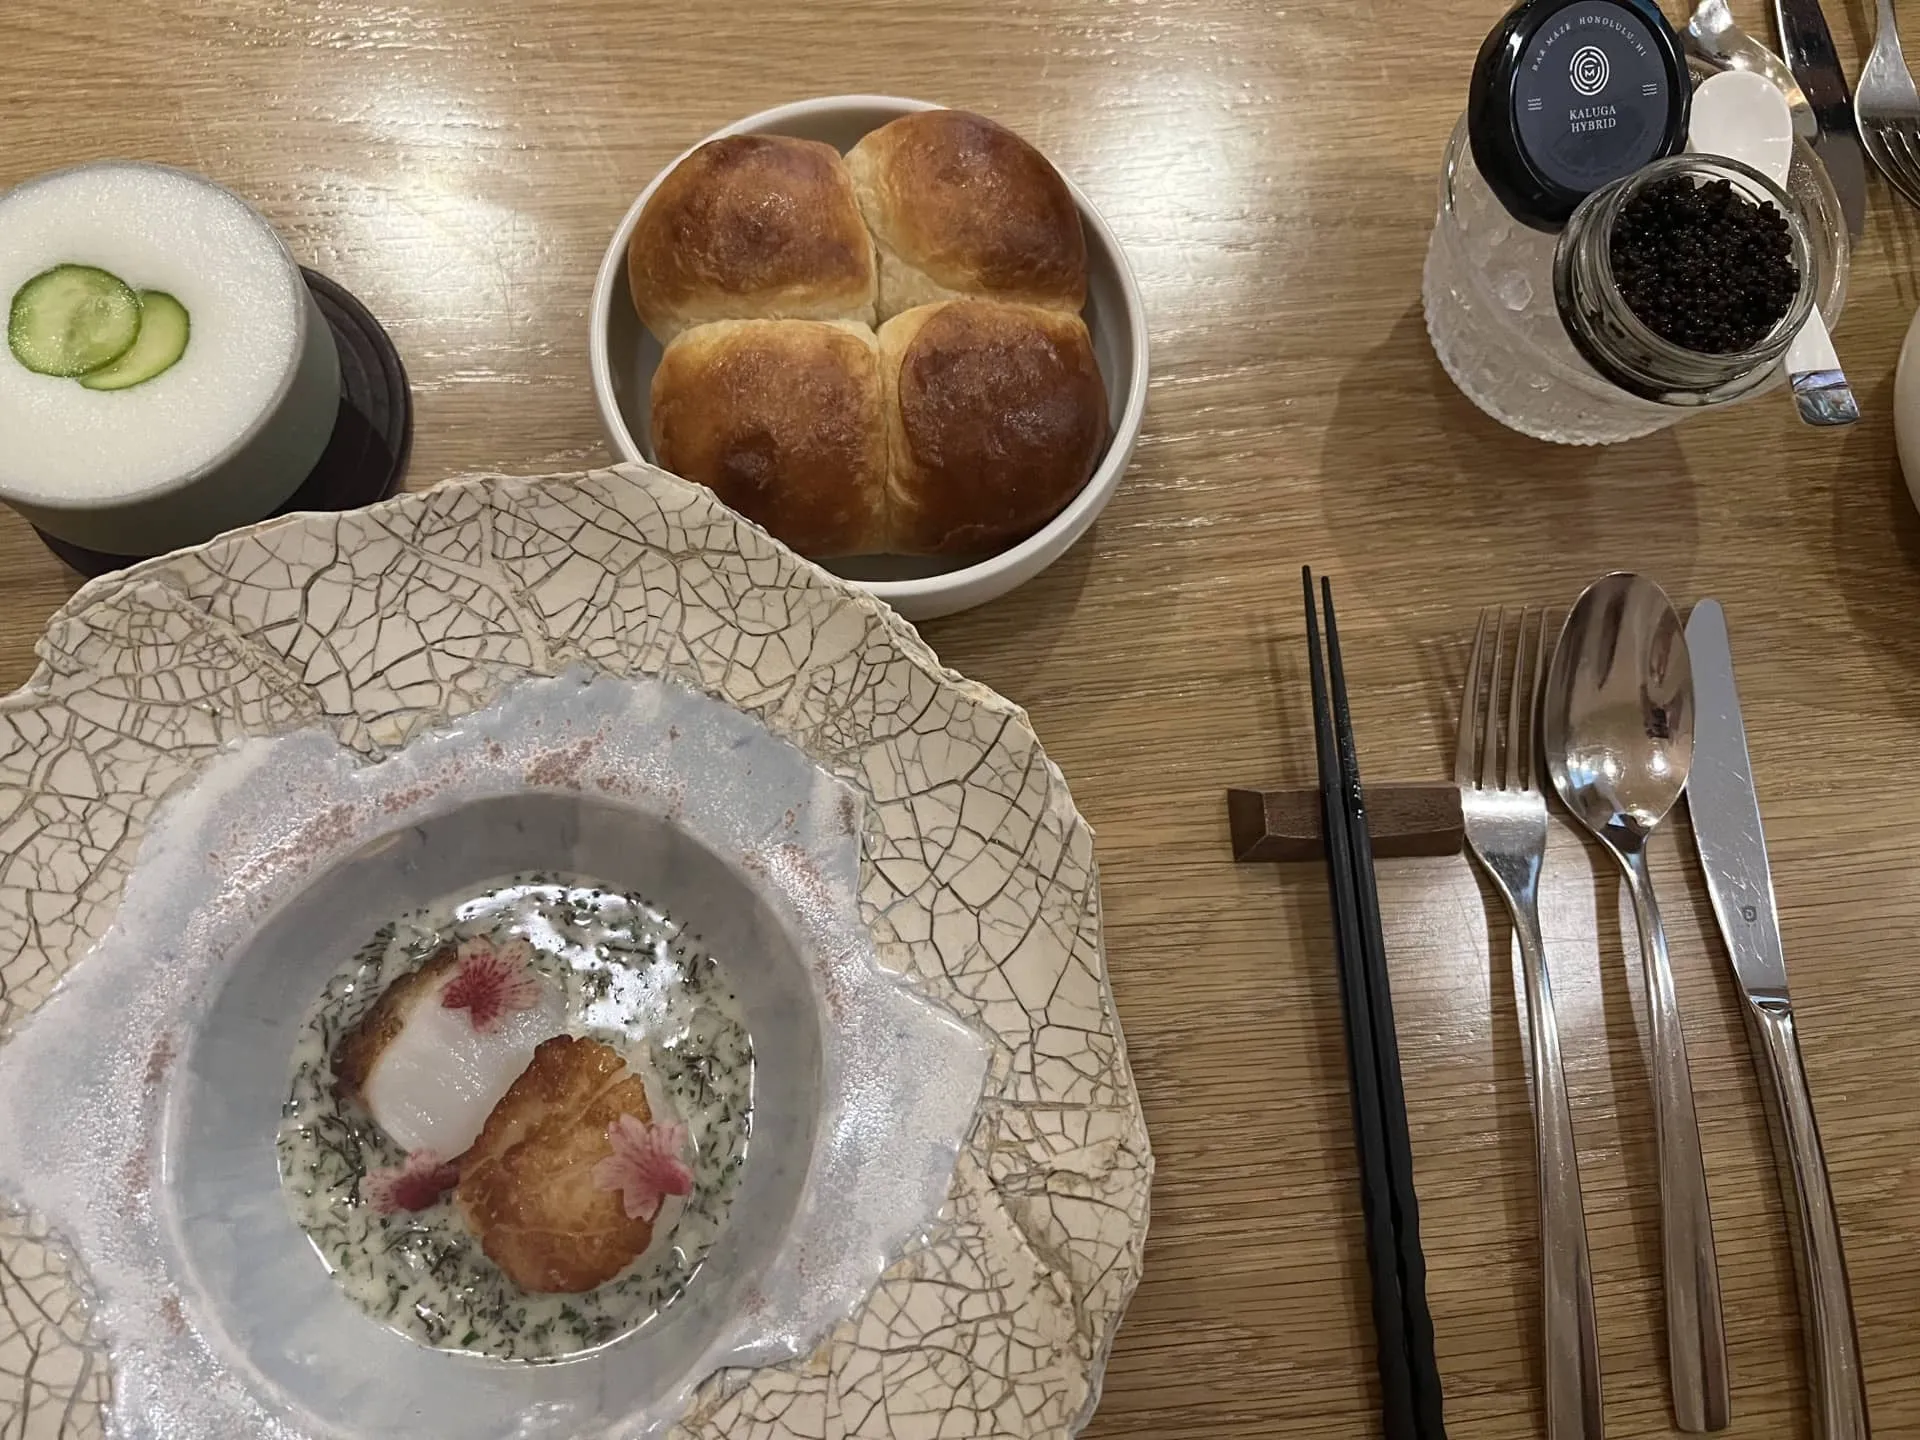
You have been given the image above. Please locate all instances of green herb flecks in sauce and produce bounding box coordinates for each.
[276,874,754,1361]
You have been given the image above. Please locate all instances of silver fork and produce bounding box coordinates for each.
[1857,0,1920,208]
[1457,609,1605,1440]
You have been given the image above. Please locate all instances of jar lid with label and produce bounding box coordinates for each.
[1467,0,1691,231]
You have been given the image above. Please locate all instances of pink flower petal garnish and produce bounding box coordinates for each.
[439,936,542,1033]
[365,1150,460,1214]
[591,1114,694,1223]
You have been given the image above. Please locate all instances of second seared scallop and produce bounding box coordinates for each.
[456,1034,691,1294]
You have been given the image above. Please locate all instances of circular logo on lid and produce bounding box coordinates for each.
[1512,2,1673,194]
[1569,44,1610,96]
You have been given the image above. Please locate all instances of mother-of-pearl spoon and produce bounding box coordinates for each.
[1691,67,1859,426]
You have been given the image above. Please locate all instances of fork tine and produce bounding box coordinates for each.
[1890,125,1920,203]
[1480,608,1507,791]
[1879,124,1919,183]
[1503,610,1527,791]
[1867,122,1920,209]
[1455,609,1488,787]
[1526,608,1548,794]
[1864,132,1901,201]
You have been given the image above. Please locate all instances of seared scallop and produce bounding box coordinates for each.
[333,936,560,1157]
[456,1035,688,1293]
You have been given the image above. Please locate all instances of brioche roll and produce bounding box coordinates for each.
[880,300,1107,557]
[628,135,876,342]
[650,318,888,557]
[846,110,1088,320]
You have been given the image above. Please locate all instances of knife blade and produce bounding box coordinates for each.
[1774,0,1869,238]
[1686,600,1788,997]
[1686,599,1871,1440]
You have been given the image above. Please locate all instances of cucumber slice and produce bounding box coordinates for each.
[7,265,141,377]
[79,291,190,391]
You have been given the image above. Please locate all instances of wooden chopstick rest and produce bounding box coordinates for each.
[1227,781,1464,862]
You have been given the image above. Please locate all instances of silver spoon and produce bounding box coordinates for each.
[1543,573,1731,1434]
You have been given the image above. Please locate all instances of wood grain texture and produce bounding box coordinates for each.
[3,1,1919,1435]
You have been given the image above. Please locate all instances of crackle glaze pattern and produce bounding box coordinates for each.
[0,462,1151,1440]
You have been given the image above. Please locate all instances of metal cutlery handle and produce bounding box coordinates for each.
[1873,0,1902,66]
[1776,0,1857,110]
[1512,903,1605,1440]
[1747,998,1871,1440]
[1623,844,1732,1433]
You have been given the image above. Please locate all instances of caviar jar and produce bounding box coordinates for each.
[1424,108,1850,445]
[1555,155,1814,407]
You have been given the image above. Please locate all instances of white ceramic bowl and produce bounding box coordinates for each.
[0,162,342,557]
[0,671,987,1437]
[1897,303,1920,513]
[589,95,1149,622]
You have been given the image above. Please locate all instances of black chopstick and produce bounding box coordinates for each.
[1303,567,1446,1440]
[1320,575,1446,1439]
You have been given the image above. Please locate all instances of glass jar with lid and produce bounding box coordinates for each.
[1424,91,1850,445]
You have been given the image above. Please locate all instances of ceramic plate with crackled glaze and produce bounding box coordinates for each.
[0,462,1152,1440]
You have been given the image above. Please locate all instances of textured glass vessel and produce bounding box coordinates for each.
[1424,114,1849,445]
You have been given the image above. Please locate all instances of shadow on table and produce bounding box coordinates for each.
[917,521,1098,701]
[1315,305,1696,601]
[1829,372,1920,724]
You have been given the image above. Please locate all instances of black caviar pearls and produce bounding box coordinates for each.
[1610,176,1800,354]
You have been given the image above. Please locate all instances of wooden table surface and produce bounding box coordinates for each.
[5,1,1920,1436]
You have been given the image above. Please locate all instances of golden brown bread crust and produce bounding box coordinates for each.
[651,319,888,557]
[455,1035,655,1294]
[331,943,459,1103]
[627,136,876,342]
[846,110,1087,319]
[880,301,1107,557]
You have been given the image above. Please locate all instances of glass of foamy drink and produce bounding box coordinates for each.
[0,162,340,556]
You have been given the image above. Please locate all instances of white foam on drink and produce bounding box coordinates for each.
[0,163,304,505]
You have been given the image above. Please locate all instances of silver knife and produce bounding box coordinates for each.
[1775,0,1870,237]
[1685,600,1870,1440]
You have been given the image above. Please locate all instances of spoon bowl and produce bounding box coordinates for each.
[1692,69,1797,183]
[1543,572,1694,843]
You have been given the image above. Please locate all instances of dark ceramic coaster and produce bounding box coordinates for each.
[36,267,414,578]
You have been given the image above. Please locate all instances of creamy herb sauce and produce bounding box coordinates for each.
[277,873,753,1360]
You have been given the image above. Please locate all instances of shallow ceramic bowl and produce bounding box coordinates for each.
[588,96,1150,622]
[0,462,1152,1440]
[77,678,985,1436]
